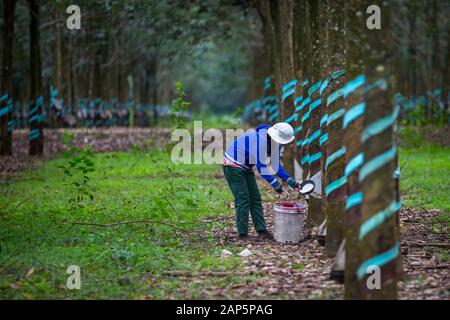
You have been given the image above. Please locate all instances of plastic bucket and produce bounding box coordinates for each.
[274,202,307,244]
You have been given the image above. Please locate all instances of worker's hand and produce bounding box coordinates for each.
[287,178,301,190]
[274,185,288,198]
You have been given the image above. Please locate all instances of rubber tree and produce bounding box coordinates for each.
[343,0,366,299]
[304,0,324,228]
[0,0,17,155]
[276,0,296,175]
[358,1,401,299]
[28,0,44,156]
[321,0,347,256]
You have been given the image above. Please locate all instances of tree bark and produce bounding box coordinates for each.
[28,0,44,156]
[1,0,16,156]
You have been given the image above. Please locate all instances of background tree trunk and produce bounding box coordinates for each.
[28,0,44,156]
[0,0,16,155]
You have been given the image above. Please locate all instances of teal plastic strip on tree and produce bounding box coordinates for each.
[331,70,346,80]
[345,152,365,177]
[343,74,365,98]
[295,126,303,133]
[0,94,8,102]
[309,151,322,164]
[319,79,330,95]
[364,79,387,94]
[343,102,365,129]
[285,113,298,124]
[308,81,322,96]
[320,114,328,127]
[319,133,328,146]
[326,88,343,107]
[361,105,400,143]
[325,146,346,170]
[282,79,298,92]
[309,98,322,112]
[325,176,347,196]
[302,80,309,87]
[296,96,310,112]
[29,128,40,141]
[282,88,296,102]
[345,192,363,210]
[308,129,321,144]
[296,140,304,147]
[359,200,402,240]
[301,154,310,165]
[327,108,345,125]
[269,112,279,121]
[294,96,303,107]
[359,146,397,182]
[301,110,311,123]
[356,242,400,280]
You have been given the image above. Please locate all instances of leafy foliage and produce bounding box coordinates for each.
[58,132,96,208]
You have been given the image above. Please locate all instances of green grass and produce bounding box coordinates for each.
[399,126,450,211]
[0,149,255,299]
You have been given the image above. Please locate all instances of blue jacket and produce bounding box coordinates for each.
[224,125,292,188]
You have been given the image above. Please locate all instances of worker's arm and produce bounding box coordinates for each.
[270,151,300,189]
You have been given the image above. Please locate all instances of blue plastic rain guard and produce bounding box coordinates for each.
[308,129,321,144]
[301,154,310,165]
[296,140,304,147]
[345,192,363,210]
[320,114,328,127]
[309,151,322,164]
[343,74,365,98]
[294,96,303,107]
[309,98,322,112]
[308,81,322,96]
[327,108,345,126]
[343,102,365,129]
[29,128,40,140]
[319,79,330,95]
[361,105,400,143]
[331,70,346,80]
[345,152,364,177]
[319,133,328,146]
[301,110,311,123]
[359,200,402,240]
[326,88,343,107]
[269,112,279,121]
[325,176,347,196]
[302,80,309,87]
[285,113,298,124]
[365,79,387,94]
[356,242,400,280]
[282,79,298,92]
[296,96,310,112]
[359,146,397,182]
[294,126,303,133]
[282,88,296,101]
[325,147,346,170]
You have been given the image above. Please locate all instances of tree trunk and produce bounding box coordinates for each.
[28,0,44,156]
[322,0,347,256]
[1,0,16,156]
[359,1,399,300]
[305,0,324,228]
[343,0,366,299]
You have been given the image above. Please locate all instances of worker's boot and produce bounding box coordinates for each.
[257,230,273,240]
[238,234,251,241]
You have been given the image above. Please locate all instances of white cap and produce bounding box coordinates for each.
[267,122,295,145]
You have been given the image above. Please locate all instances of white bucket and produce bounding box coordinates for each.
[274,202,307,244]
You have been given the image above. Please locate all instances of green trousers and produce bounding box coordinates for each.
[223,165,267,235]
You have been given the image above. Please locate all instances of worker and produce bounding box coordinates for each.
[222,122,302,241]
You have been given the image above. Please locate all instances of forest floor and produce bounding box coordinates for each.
[0,126,448,299]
